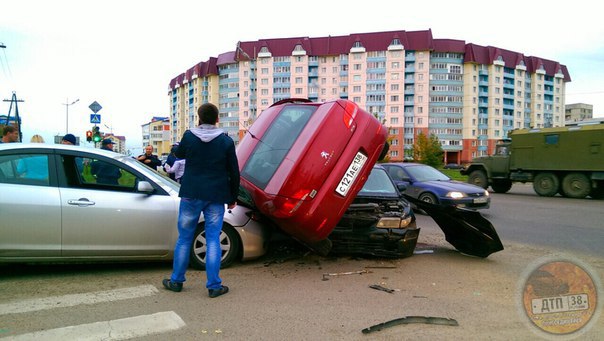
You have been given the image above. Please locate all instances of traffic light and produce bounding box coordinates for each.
[86,130,92,142]
[92,126,101,142]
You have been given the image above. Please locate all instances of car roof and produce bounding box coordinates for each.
[383,162,423,168]
[0,143,123,158]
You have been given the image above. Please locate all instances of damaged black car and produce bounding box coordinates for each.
[328,165,420,258]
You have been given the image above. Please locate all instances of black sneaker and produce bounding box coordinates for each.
[208,285,229,298]
[162,279,183,292]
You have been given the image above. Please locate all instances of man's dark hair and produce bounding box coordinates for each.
[198,103,219,125]
[2,125,17,136]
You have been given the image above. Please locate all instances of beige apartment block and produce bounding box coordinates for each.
[168,29,570,163]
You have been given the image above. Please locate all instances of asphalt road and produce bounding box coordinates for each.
[1,187,603,340]
[486,183,603,258]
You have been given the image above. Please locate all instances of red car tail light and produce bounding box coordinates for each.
[273,189,311,217]
[342,101,358,129]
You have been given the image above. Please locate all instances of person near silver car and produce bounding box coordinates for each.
[163,103,240,298]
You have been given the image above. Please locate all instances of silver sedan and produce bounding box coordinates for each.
[0,143,269,268]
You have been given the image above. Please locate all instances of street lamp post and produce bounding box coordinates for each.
[63,98,79,134]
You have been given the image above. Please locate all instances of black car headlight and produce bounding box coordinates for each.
[376,216,413,229]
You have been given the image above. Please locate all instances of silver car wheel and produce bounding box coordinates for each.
[189,224,240,270]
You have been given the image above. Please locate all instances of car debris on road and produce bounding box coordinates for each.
[362,316,459,334]
[321,269,370,281]
[368,284,395,293]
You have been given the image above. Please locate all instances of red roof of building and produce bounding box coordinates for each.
[217,51,236,65]
[464,43,570,81]
[433,39,466,53]
[235,29,435,58]
[169,29,571,90]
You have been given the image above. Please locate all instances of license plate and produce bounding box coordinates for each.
[474,197,488,204]
[335,152,367,197]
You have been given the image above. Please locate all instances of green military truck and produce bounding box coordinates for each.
[460,124,604,199]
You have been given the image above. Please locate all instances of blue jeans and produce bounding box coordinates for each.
[170,198,225,290]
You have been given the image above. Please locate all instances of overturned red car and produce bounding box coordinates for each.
[237,99,388,245]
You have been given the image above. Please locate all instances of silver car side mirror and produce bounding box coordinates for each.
[137,181,155,194]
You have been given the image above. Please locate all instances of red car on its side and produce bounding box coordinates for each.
[237,98,388,245]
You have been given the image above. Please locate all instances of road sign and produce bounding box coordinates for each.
[90,114,101,124]
[89,101,102,114]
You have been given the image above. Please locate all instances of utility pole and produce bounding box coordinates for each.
[3,92,24,142]
[63,98,79,134]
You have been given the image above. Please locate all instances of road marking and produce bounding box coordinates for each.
[4,311,186,340]
[0,285,158,315]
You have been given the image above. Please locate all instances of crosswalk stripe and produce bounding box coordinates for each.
[0,285,158,315]
[3,311,186,340]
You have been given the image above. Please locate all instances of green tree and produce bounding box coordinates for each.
[412,131,444,168]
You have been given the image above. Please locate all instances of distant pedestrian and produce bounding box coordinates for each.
[163,144,179,181]
[62,133,83,172]
[61,133,77,145]
[163,103,240,298]
[100,138,114,152]
[164,158,185,183]
[16,135,47,179]
[91,139,121,185]
[30,134,45,143]
[1,125,19,143]
[137,145,162,170]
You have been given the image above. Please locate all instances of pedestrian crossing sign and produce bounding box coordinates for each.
[90,114,101,124]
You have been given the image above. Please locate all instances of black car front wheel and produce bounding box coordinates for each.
[189,223,241,270]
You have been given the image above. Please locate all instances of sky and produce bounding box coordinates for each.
[1,0,603,152]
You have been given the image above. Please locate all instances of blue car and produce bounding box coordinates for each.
[381,163,490,210]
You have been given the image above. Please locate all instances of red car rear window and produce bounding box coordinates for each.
[242,105,316,188]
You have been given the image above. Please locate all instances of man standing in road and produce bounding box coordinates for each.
[1,125,19,143]
[163,103,239,298]
[137,145,162,170]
